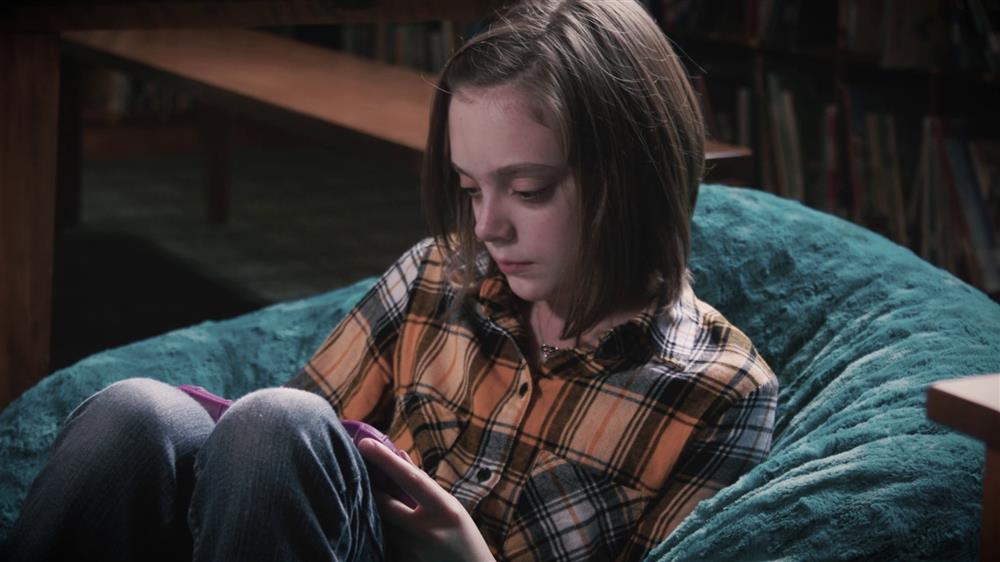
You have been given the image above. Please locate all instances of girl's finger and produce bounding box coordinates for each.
[371,486,416,525]
[358,438,450,510]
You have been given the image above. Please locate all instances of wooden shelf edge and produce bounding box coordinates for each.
[926,374,1000,449]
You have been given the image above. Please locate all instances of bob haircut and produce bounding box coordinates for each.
[422,0,705,340]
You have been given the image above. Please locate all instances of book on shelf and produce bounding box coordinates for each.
[838,85,869,223]
[936,119,971,276]
[397,23,429,71]
[883,115,908,246]
[951,0,992,72]
[968,140,1000,227]
[865,114,905,245]
[822,103,843,215]
[374,23,395,64]
[942,124,1000,292]
[660,0,749,40]
[340,20,472,73]
[340,23,377,59]
[661,0,838,49]
[758,69,829,203]
[839,0,884,57]
[782,88,805,201]
[690,75,722,142]
[765,73,789,198]
[916,116,951,267]
[736,87,752,148]
[83,68,192,125]
[766,72,806,201]
[965,0,1000,72]
[912,117,1000,291]
[881,0,941,69]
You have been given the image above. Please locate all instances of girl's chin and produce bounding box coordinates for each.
[505,276,556,304]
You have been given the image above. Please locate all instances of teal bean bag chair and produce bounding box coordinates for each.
[2,184,997,560]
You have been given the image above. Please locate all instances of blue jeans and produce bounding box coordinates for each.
[1,378,385,562]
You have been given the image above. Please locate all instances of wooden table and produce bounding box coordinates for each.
[927,373,1000,560]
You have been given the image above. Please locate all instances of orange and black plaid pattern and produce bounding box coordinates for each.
[287,239,778,562]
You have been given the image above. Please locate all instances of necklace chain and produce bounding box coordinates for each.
[531,304,616,362]
[540,343,560,360]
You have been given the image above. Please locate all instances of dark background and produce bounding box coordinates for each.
[52,0,1000,370]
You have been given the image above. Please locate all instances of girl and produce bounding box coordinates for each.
[3,1,777,561]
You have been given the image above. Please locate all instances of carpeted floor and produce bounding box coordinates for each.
[51,144,427,371]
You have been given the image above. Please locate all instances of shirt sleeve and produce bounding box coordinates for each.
[284,239,433,425]
[616,375,779,562]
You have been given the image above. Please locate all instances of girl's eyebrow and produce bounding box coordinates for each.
[451,162,562,181]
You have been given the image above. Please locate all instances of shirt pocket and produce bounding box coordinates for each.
[394,391,468,474]
[501,448,651,562]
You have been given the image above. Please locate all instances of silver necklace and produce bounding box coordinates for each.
[540,327,617,361]
[532,304,562,361]
[540,343,560,360]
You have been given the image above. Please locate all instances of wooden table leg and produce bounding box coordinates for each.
[984,446,998,560]
[927,374,1000,562]
[0,33,60,409]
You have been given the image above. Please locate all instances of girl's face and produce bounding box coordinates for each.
[448,85,581,307]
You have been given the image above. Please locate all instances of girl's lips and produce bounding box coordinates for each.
[496,260,532,274]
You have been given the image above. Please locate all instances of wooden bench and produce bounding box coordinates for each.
[60,27,752,223]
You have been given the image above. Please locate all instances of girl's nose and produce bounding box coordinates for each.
[474,197,514,243]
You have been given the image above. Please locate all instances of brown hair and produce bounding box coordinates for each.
[422,0,705,339]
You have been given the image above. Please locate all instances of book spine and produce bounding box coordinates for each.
[782,89,804,201]
[969,0,1000,71]
[944,131,1000,290]
[737,87,752,148]
[839,85,867,222]
[767,73,788,197]
[823,104,841,214]
[883,115,909,246]
[933,119,965,271]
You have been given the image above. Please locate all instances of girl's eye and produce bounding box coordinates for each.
[515,185,553,202]
[460,186,482,199]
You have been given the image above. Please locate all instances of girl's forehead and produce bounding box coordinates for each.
[448,85,565,172]
[450,84,554,129]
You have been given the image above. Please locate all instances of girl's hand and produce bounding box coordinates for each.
[357,438,496,562]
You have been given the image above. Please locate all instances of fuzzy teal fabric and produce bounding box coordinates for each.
[1,184,997,560]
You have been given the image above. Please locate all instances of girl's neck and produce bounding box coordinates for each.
[526,296,650,354]
[528,300,574,350]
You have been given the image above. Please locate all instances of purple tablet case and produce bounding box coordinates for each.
[178,384,232,422]
[341,420,419,508]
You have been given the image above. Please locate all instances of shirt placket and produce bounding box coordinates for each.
[452,310,534,510]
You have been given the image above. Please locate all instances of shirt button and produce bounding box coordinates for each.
[518,382,529,397]
[476,468,492,482]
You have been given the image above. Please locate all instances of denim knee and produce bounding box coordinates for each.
[203,387,355,474]
[62,377,214,466]
[221,386,339,429]
[188,388,381,561]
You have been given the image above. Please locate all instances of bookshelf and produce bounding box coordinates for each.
[654,0,1000,300]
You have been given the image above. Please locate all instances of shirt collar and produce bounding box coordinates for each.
[472,272,693,375]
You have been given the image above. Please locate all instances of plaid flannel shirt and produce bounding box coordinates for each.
[287,238,778,562]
